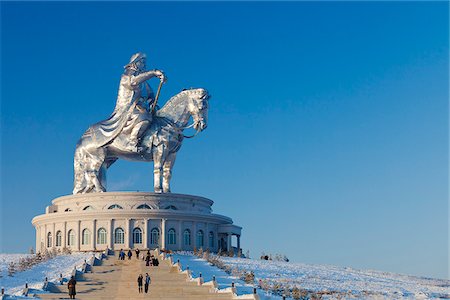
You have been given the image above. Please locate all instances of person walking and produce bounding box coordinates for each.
[145,253,151,266]
[127,249,132,260]
[68,276,76,299]
[137,274,144,293]
[118,249,123,260]
[135,248,140,259]
[144,273,151,293]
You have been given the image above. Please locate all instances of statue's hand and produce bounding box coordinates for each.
[154,70,167,83]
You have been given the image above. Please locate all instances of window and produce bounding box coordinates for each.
[183,229,191,246]
[97,228,107,244]
[83,206,94,211]
[47,232,52,248]
[82,229,91,245]
[108,204,123,210]
[56,231,62,247]
[137,204,151,209]
[68,230,75,246]
[168,228,176,245]
[164,205,177,210]
[150,228,159,245]
[208,231,214,248]
[133,228,142,244]
[196,230,204,248]
[115,228,124,244]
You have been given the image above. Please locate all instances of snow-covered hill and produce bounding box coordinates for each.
[0,254,32,278]
[0,252,93,297]
[172,253,450,299]
[1,252,448,299]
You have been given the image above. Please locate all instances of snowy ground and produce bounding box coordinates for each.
[0,252,93,297]
[1,252,447,299]
[172,252,279,300]
[0,254,32,278]
[172,253,450,299]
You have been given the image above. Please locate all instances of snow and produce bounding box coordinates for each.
[171,253,450,299]
[0,254,32,277]
[0,252,93,297]
[1,252,448,299]
[172,253,282,300]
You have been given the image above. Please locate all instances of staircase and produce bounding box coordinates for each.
[37,251,234,300]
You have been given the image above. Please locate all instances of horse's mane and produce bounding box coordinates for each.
[156,90,191,121]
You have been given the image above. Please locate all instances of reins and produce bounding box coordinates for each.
[164,119,200,139]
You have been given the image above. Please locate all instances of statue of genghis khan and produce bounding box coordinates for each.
[73,52,210,194]
[90,52,166,152]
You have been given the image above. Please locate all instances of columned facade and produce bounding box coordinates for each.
[32,192,242,253]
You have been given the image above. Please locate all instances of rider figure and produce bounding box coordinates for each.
[89,52,166,151]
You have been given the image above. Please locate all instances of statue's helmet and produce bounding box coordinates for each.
[124,52,146,69]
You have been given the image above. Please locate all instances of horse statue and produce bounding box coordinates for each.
[73,88,210,194]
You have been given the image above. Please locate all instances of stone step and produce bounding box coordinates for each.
[36,252,234,300]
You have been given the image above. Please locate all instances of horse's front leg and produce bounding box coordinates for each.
[153,145,166,193]
[162,152,177,193]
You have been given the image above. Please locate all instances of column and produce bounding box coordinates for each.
[41,225,45,252]
[205,223,209,249]
[92,219,97,251]
[215,229,219,252]
[193,222,197,249]
[125,218,130,249]
[63,222,67,248]
[144,219,149,249]
[35,226,40,253]
[161,218,166,250]
[77,221,81,251]
[237,235,241,254]
[52,223,56,248]
[177,221,182,250]
[226,233,231,252]
[109,219,114,250]
[44,224,47,249]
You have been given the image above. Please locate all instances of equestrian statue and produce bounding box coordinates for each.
[73,52,210,194]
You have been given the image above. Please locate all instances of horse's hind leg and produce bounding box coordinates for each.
[162,153,176,193]
[86,170,105,192]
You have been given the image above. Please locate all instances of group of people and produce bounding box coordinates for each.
[118,249,134,260]
[117,248,160,267]
[145,251,160,266]
[67,249,159,298]
[137,273,152,293]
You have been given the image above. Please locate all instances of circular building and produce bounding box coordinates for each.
[32,192,242,253]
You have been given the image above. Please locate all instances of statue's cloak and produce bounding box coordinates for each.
[83,75,152,148]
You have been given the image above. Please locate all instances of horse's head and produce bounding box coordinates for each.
[187,88,210,131]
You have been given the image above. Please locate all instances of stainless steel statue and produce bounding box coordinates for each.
[73,52,209,194]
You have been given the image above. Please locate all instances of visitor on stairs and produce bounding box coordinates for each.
[68,276,77,299]
[137,274,144,293]
[145,273,151,293]
[128,249,132,260]
[135,248,140,259]
[145,253,151,266]
[119,249,125,260]
[152,256,159,266]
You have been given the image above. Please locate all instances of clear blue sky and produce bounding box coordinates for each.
[1,2,448,279]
